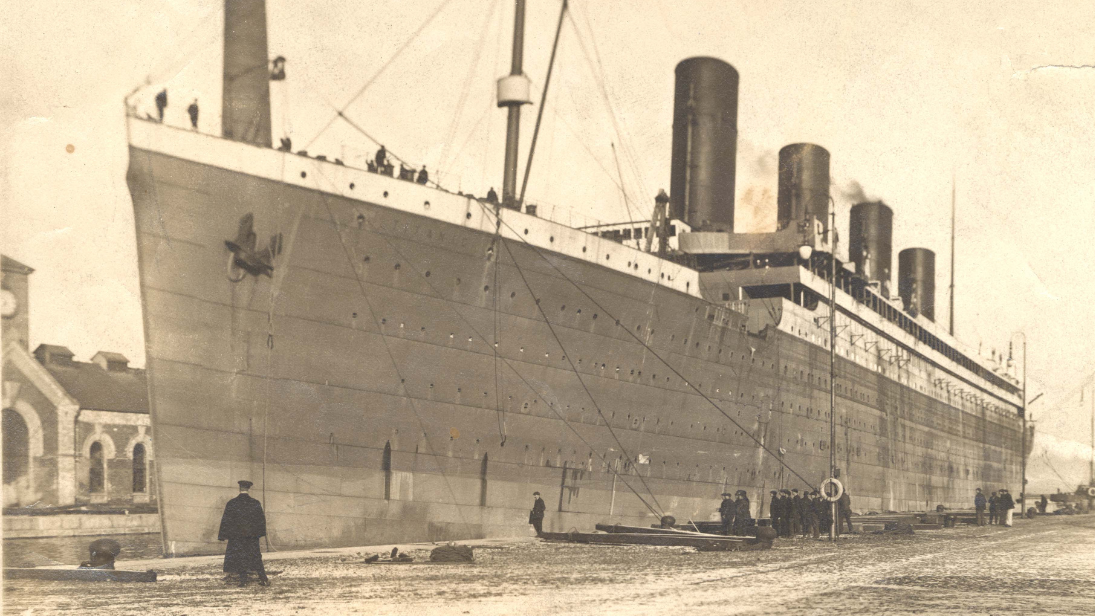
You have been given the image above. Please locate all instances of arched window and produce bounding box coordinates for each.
[89,442,105,493]
[2,409,29,484]
[382,441,392,500]
[132,444,147,493]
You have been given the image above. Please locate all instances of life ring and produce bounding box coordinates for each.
[226,252,246,283]
[1086,486,1095,498]
[821,477,844,502]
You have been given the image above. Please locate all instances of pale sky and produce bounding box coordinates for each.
[3,0,1093,490]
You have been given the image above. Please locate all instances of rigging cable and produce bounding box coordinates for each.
[306,168,663,517]
[517,0,568,207]
[438,0,500,176]
[475,199,822,490]
[304,0,458,150]
[499,238,664,516]
[307,169,475,532]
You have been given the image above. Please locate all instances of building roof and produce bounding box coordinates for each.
[1,255,35,275]
[33,345,148,414]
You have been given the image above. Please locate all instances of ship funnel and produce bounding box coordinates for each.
[898,248,936,321]
[669,57,739,232]
[222,0,273,147]
[849,201,894,294]
[777,144,831,233]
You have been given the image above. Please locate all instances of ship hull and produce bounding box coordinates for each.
[127,123,1024,556]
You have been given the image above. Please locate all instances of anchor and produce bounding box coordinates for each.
[225,213,283,281]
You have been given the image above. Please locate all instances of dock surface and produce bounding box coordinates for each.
[4,515,1093,615]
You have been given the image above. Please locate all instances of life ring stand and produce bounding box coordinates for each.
[226,252,246,283]
[821,477,844,503]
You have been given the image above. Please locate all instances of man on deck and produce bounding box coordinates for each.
[218,480,269,587]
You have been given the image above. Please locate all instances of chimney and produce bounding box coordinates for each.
[92,351,130,372]
[222,0,273,147]
[777,143,831,232]
[849,201,894,293]
[898,248,936,321]
[34,344,75,366]
[669,57,739,232]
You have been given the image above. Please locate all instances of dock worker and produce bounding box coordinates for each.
[838,488,853,535]
[777,490,790,537]
[529,491,546,536]
[974,488,987,525]
[768,490,781,537]
[187,99,199,129]
[218,480,269,587]
[416,166,429,185]
[804,491,821,539]
[155,89,168,122]
[1038,494,1048,514]
[733,490,751,536]
[1000,489,1015,527]
[818,490,833,535]
[790,489,803,536]
[719,493,735,536]
[988,491,999,525]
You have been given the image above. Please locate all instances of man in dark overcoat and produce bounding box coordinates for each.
[529,491,546,535]
[732,490,751,536]
[790,489,803,536]
[779,490,793,537]
[719,493,735,536]
[837,488,854,535]
[218,480,269,586]
[768,490,781,537]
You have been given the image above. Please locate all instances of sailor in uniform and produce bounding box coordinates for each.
[218,480,269,586]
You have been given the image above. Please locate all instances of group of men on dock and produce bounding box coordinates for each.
[974,487,1017,527]
[767,488,854,538]
[718,490,752,536]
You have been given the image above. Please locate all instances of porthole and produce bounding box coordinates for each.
[582,246,587,253]
[425,271,431,277]
[466,212,472,219]
[524,229,529,235]
[349,182,355,189]
[560,305,566,311]
[394,263,401,270]
[605,254,610,260]
[300,171,307,178]
[363,256,371,262]
[550,236,554,242]
[484,285,490,291]
[383,191,389,198]
[510,292,516,298]
[592,314,598,319]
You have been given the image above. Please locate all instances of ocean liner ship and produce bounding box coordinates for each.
[127,0,1030,555]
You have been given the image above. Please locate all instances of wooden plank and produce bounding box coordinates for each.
[3,569,158,583]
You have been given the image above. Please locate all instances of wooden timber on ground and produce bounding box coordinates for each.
[539,531,771,551]
[3,568,158,582]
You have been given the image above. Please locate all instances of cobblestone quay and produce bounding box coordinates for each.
[5,515,1094,615]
